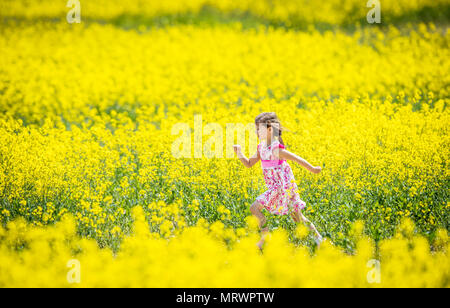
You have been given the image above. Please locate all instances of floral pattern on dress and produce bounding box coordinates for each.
[255,140,306,215]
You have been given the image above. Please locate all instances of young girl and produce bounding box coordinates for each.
[233,112,323,250]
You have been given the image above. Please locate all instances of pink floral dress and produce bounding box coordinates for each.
[255,139,306,215]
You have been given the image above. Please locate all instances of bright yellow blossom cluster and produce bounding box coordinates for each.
[1,0,448,26]
[0,211,448,287]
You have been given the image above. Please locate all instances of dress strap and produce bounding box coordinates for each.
[269,140,285,150]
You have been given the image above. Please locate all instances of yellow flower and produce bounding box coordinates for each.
[1,209,10,217]
[295,224,309,239]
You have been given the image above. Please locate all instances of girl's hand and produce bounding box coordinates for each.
[233,145,242,157]
[311,166,322,174]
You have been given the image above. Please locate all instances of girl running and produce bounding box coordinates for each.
[233,112,323,250]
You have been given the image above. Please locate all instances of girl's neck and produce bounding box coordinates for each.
[265,136,277,146]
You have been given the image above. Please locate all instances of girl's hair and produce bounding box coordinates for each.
[254,112,289,147]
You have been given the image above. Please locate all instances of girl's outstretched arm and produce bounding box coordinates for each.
[275,148,322,174]
[233,145,260,168]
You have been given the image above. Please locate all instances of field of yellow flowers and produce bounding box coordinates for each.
[0,0,449,287]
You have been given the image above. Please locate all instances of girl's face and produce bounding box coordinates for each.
[256,123,271,140]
